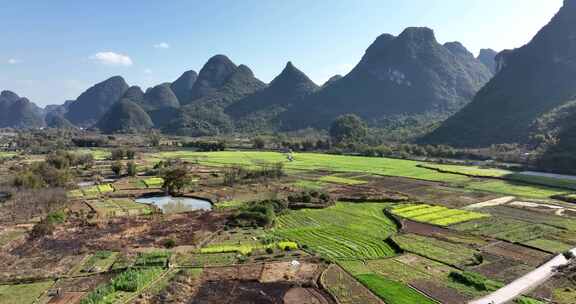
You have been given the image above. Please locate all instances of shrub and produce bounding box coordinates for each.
[163,238,176,249]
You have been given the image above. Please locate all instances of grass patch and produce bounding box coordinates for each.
[392,204,489,226]
[356,274,436,304]
[274,202,398,260]
[175,252,238,267]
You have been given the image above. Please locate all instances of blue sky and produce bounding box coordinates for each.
[0,0,564,106]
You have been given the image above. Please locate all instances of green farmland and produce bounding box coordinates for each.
[356,274,436,304]
[147,151,573,199]
[148,151,470,183]
[392,204,489,226]
[274,202,399,260]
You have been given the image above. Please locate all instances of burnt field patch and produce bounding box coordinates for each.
[11,211,227,257]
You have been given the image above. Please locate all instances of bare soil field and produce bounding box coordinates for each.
[480,241,551,267]
[11,211,227,257]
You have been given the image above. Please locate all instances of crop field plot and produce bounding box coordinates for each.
[274,202,399,260]
[466,180,566,199]
[79,267,166,304]
[391,204,489,226]
[340,254,479,303]
[200,241,298,255]
[70,251,119,275]
[174,252,238,267]
[356,273,437,304]
[73,148,111,160]
[393,233,479,266]
[148,151,470,183]
[70,183,116,199]
[142,177,164,188]
[321,264,383,304]
[0,281,55,304]
[87,199,153,217]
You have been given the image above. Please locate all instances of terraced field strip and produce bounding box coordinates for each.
[275,202,399,260]
[147,151,470,183]
[392,204,489,226]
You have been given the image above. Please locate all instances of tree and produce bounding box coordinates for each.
[162,167,193,195]
[253,137,266,149]
[111,161,123,177]
[126,161,137,177]
[330,114,368,145]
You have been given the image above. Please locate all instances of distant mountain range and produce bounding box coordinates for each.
[424,0,576,147]
[1,17,502,134]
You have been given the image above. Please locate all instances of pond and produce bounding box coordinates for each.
[135,195,212,213]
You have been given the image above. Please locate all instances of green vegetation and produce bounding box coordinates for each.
[0,281,54,304]
[80,267,164,304]
[466,180,565,199]
[0,152,16,159]
[275,202,398,260]
[392,204,489,226]
[200,241,298,255]
[148,151,470,183]
[143,177,164,188]
[71,183,115,199]
[356,274,436,304]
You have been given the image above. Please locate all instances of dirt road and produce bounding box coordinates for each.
[469,248,576,304]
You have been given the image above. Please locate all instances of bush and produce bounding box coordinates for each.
[163,238,176,249]
[265,247,274,254]
[46,210,67,224]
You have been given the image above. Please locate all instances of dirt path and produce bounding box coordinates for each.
[469,248,576,304]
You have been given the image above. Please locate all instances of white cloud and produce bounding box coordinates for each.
[7,58,21,64]
[153,42,170,49]
[90,52,133,66]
